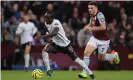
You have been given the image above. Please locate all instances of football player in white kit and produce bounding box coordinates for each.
[16,14,38,71]
[41,12,96,80]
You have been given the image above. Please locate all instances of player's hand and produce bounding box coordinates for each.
[46,37,52,42]
[84,25,92,32]
[34,36,39,40]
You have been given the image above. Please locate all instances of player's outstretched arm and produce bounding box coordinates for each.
[41,27,59,39]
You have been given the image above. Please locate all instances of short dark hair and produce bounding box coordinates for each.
[44,11,55,19]
[89,1,98,7]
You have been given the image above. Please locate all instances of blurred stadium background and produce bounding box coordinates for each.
[1,1,133,80]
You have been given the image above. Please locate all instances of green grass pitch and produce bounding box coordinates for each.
[1,70,133,80]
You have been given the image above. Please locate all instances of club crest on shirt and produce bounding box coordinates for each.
[100,18,105,22]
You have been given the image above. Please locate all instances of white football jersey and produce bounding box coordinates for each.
[45,19,70,47]
[16,21,37,44]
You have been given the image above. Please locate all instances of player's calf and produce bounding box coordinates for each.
[46,70,53,79]
[24,45,31,71]
[42,43,57,78]
[98,54,106,61]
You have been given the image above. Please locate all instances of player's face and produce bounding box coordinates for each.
[23,15,29,22]
[44,17,52,24]
[88,5,97,16]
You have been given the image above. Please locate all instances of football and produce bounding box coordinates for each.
[32,69,43,79]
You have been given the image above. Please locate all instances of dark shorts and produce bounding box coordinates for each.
[20,42,32,50]
[43,42,78,60]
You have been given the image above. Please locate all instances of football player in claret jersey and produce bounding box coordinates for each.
[40,12,96,80]
[16,14,38,71]
[78,2,120,79]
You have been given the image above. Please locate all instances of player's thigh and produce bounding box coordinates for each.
[42,43,57,53]
[84,37,97,57]
[24,42,32,54]
[61,45,78,60]
[84,44,96,57]
[98,40,110,54]
[98,40,110,61]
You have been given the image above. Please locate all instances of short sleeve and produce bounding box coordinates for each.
[16,23,23,35]
[97,12,106,25]
[53,20,60,28]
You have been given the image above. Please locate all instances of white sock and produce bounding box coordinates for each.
[24,54,30,68]
[83,56,90,73]
[74,57,93,75]
[105,54,116,61]
[42,51,50,71]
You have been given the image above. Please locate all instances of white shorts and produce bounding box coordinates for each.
[87,36,110,54]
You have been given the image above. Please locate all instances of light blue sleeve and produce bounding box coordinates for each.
[97,12,106,25]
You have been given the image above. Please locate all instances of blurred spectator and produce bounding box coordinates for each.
[68,7,82,32]
[10,16,19,38]
[1,14,10,28]
[121,13,127,22]
[126,24,132,32]
[120,8,125,15]
[2,28,13,41]
[2,33,13,44]
[127,31,133,47]
[30,14,39,27]
[32,1,44,17]
[22,4,29,13]
[62,22,76,44]
[14,36,20,46]
[47,3,53,12]
[32,32,45,45]
[60,1,74,22]
[77,16,91,47]
[81,17,88,27]
[117,30,127,46]
[11,3,21,19]
[108,19,117,45]
[77,28,92,47]
[38,16,48,35]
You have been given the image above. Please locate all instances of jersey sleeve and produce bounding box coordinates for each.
[53,20,60,28]
[32,23,38,35]
[97,12,106,25]
[16,23,24,35]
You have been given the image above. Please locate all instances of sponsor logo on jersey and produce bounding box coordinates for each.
[54,23,58,25]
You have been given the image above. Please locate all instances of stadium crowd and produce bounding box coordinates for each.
[1,1,133,48]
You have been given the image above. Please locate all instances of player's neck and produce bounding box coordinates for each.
[24,21,28,24]
[94,10,98,16]
[47,19,54,24]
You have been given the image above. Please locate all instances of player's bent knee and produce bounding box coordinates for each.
[98,54,106,61]
[84,51,91,57]
[68,52,78,61]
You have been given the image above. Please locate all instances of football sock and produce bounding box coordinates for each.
[74,57,93,75]
[24,53,30,68]
[83,56,90,74]
[42,51,51,71]
[105,54,116,61]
